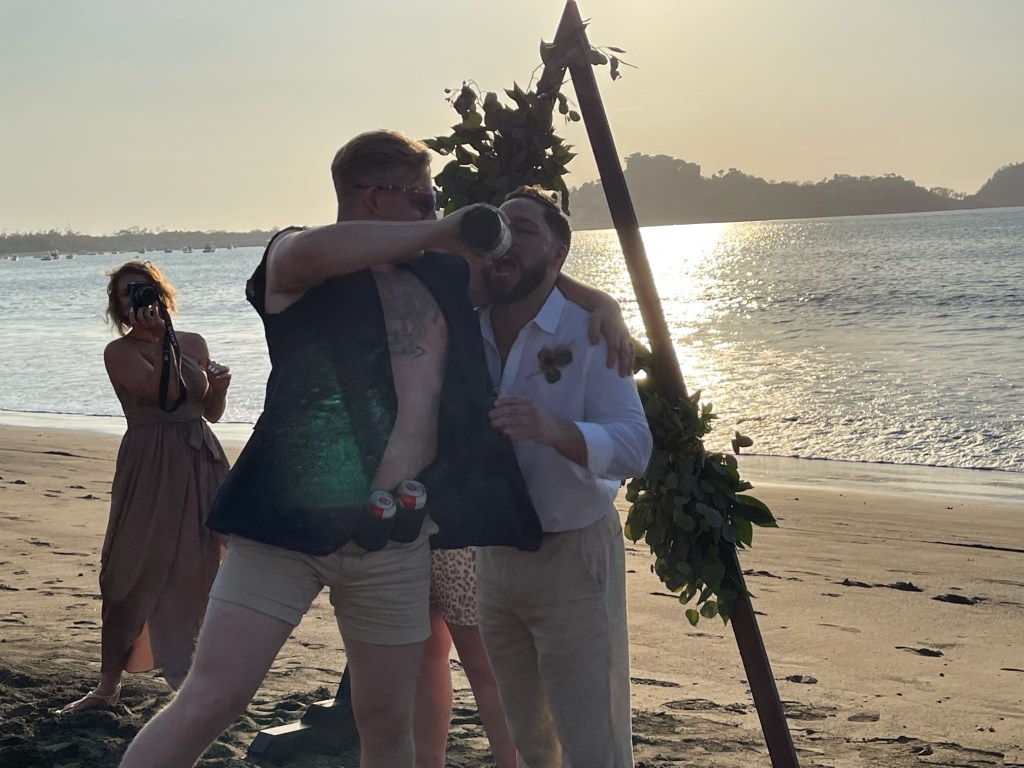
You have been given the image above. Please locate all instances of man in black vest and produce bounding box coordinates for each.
[120,130,626,768]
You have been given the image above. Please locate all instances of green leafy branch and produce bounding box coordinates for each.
[424,32,632,216]
[539,29,636,82]
[624,344,777,625]
[424,80,578,215]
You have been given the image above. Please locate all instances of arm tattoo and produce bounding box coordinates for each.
[376,272,442,358]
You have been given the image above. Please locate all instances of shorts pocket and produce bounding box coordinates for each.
[579,516,615,590]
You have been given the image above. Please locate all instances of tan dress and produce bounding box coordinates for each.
[99,353,228,688]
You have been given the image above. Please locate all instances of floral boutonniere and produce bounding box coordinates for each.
[529,343,573,383]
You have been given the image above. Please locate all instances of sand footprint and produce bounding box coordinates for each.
[818,623,861,633]
[895,646,943,657]
[933,593,983,605]
[847,710,881,722]
[630,677,681,688]
[836,577,873,588]
[781,700,838,720]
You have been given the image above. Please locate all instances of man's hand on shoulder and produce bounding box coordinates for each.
[586,302,635,377]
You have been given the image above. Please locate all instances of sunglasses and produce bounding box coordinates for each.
[354,183,438,216]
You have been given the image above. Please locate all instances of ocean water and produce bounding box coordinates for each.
[1,207,1021,482]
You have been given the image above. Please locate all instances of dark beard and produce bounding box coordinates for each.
[486,261,548,304]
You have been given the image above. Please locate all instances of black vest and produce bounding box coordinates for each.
[206,233,541,555]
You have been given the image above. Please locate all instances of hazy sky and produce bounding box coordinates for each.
[3,0,1022,234]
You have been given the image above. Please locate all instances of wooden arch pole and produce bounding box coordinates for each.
[540,2,800,766]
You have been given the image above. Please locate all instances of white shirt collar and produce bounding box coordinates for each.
[530,286,566,334]
[480,285,566,338]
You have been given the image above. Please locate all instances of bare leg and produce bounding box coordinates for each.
[449,623,517,768]
[119,600,293,768]
[346,634,426,768]
[413,608,454,768]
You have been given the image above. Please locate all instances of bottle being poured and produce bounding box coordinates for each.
[457,204,512,260]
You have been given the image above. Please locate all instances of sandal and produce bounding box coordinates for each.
[57,683,121,714]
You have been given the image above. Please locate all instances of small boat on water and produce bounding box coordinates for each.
[65,253,75,259]
[202,243,216,253]
[183,246,193,253]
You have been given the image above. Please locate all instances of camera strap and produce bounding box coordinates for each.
[158,310,188,413]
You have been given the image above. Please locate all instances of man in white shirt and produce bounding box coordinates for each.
[477,186,654,767]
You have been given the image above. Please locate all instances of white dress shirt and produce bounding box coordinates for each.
[480,288,653,532]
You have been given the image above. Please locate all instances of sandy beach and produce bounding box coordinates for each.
[1,422,1022,767]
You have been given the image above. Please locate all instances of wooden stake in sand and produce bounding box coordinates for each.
[250,2,800,765]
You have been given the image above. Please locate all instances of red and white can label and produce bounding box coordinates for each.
[396,480,427,510]
[368,490,397,519]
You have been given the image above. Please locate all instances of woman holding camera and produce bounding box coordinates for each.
[60,260,231,714]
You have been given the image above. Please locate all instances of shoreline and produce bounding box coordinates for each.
[1,423,1022,766]
[3,408,1020,505]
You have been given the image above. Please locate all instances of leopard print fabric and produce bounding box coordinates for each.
[429,547,478,626]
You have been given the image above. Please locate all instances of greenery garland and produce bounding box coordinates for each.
[428,36,777,626]
[624,345,776,625]
[424,80,579,214]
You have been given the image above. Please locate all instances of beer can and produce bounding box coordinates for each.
[368,490,396,519]
[396,480,427,510]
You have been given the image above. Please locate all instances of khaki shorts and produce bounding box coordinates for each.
[429,547,478,626]
[210,532,432,646]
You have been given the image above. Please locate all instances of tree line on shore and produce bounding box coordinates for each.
[566,158,1024,230]
[3,161,1022,255]
[0,228,273,258]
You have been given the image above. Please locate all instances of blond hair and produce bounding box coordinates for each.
[104,260,178,335]
[331,129,431,203]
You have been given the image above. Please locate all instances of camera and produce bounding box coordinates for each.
[127,282,160,310]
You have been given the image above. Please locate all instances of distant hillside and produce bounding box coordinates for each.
[567,156,1024,230]
[966,162,1024,209]
[4,161,1022,253]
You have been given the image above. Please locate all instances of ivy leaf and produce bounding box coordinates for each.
[734,516,754,547]
[539,39,558,64]
[672,507,692,528]
[700,600,719,619]
[696,503,724,528]
[736,494,778,527]
[731,431,754,453]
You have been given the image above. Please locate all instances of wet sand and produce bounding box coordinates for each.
[1,423,1022,767]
